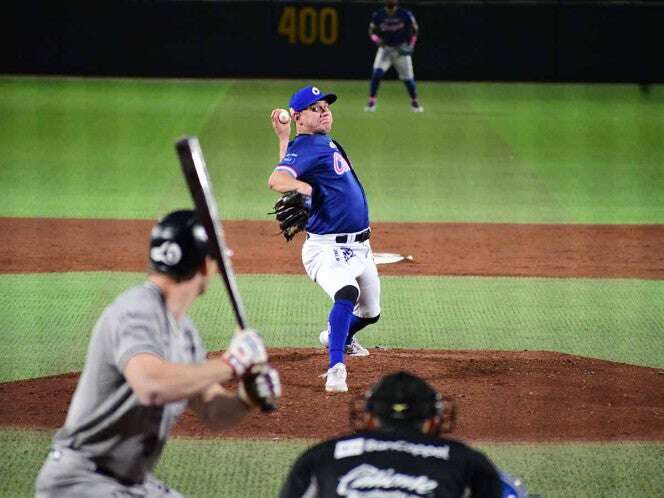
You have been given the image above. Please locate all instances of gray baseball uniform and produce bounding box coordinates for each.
[35,282,206,497]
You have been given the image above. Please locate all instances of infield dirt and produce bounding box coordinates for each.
[2,217,664,442]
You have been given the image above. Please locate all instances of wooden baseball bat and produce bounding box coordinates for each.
[175,136,248,330]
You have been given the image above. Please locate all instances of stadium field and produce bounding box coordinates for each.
[1,77,663,497]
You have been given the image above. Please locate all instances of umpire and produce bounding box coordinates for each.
[279,371,503,498]
[35,210,281,498]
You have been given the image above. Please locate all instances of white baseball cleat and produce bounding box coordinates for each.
[324,363,348,393]
[319,330,370,357]
[411,104,424,112]
[345,337,369,356]
[364,102,377,112]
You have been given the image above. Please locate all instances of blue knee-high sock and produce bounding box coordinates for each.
[328,299,354,367]
[370,69,384,97]
[404,79,418,100]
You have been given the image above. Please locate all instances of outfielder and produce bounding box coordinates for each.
[366,0,423,112]
[35,210,281,497]
[279,371,506,497]
[268,85,381,393]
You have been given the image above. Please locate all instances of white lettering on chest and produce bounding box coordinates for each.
[337,464,438,496]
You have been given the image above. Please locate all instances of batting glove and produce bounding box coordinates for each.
[239,363,281,412]
[223,329,268,377]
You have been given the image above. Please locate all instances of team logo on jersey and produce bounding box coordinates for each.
[333,152,350,175]
[334,438,451,460]
[337,464,438,497]
[280,153,298,168]
[150,241,182,266]
[380,20,406,31]
[341,248,354,262]
[333,248,354,263]
[335,438,365,459]
[193,225,208,244]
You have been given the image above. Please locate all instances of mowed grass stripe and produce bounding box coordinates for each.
[1,429,662,498]
[2,273,663,382]
[3,78,664,223]
[461,83,664,224]
[200,80,569,223]
[0,77,229,219]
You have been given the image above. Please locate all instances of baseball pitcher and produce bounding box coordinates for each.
[268,86,381,393]
[35,210,281,497]
[366,0,423,112]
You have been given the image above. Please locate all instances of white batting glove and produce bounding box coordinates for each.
[222,329,268,377]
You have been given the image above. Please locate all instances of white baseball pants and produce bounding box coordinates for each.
[302,233,381,318]
[373,46,414,80]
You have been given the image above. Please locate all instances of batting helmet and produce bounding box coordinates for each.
[351,371,456,435]
[367,371,441,421]
[149,210,210,280]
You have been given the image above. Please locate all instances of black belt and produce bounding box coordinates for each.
[336,228,371,244]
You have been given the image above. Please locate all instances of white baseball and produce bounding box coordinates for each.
[278,109,290,124]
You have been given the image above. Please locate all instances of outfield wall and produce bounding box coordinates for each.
[3,1,662,83]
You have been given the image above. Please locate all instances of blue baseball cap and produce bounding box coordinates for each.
[289,85,337,112]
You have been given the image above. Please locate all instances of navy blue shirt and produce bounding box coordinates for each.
[275,134,369,235]
[371,7,417,46]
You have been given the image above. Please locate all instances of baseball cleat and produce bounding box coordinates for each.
[324,362,348,393]
[345,338,370,356]
[319,331,370,357]
[411,102,424,112]
[364,102,377,112]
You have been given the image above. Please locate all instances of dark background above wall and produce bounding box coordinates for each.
[3,0,662,82]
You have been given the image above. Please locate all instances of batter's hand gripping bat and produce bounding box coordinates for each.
[175,137,278,412]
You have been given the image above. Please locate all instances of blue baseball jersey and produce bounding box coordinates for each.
[371,7,417,46]
[275,133,369,235]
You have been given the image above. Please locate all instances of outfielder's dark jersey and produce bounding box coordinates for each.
[279,429,502,498]
[275,133,370,235]
[371,7,417,46]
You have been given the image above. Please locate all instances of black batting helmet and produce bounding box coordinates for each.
[351,371,457,435]
[367,371,442,421]
[149,210,210,280]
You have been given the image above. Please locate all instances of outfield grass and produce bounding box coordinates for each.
[462,83,664,223]
[2,272,663,382]
[1,78,663,222]
[2,77,663,497]
[2,429,663,498]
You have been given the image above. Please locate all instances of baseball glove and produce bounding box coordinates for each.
[270,191,312,241]
[398,43,414,56]
[239,363,281,412]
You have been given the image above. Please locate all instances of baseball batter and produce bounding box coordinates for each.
[35,210,280,497]
[366,0,423,112]
[268,85,381,393]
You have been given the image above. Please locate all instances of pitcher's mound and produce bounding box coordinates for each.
[2,349,663,442]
